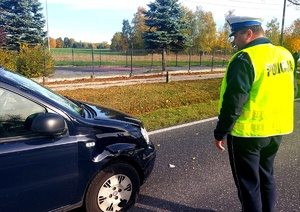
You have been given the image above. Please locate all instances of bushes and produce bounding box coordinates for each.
[0,49,17,70]
[0,44,54,78]
[16,44,54,78]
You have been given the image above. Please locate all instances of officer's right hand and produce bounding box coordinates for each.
[215,140,225,151]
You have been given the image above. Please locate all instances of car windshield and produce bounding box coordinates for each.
[2,70,82,115]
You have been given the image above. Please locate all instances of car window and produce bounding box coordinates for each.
[0,88,46,139]
[1,70,82,115]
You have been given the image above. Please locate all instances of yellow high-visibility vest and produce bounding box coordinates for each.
[219,43,295,137]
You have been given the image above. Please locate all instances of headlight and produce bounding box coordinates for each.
[141,126,150,145]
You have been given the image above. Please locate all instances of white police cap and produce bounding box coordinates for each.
[226,16,263,36]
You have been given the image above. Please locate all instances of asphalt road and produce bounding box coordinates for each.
[56,66,299,211]
[129,99,300,212]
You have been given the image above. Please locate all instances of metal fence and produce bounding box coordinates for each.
[52,48,233,77]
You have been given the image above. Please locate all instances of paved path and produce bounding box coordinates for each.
[46,71,224,91]
[50,66,223,79]
[36,66,225,91]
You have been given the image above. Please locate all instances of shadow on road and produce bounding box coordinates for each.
[130,194,217,212]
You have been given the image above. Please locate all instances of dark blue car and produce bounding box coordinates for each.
[0,67,156,212]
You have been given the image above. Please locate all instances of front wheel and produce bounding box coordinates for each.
[85,162,140,212]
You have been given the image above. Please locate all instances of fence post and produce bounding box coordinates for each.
[188,49,191,72]
[91,47,95,78]
[43,46,47,84]
[222,50,225,66]
[211,50,215,71]
[130,48,133,76]
[72,48,74,66]
[199,50,202,66]
[126,50,128,67]
[99,50,102,67]
[151,50,154,71]
[166,71,171,83]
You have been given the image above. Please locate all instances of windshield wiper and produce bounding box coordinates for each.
[64,96,85,117]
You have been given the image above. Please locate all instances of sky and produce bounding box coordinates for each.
[41,0,300,44]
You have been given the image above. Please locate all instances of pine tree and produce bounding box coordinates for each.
[143,0,190,71]
[288,0,300,5]
[0,0,46,50]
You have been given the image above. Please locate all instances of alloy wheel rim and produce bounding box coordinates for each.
[97,174,132,212]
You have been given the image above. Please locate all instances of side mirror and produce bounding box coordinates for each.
[30,113,67,136]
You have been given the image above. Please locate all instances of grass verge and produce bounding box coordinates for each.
[57,78,221,131]
[56,73,300,131]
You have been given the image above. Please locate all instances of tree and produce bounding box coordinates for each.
[0,0,46,50]
[0,10,6,46]
[131,7,147,49]
[284,19,300,52]
[49,37,56,48]
[287,0,300,5]
[96,42,110,49]
[223,10,235,36]
[69,38,75,48]
[122,19,133,52]
[0,27,6,46]
[56,37,63,48]
[63,37,71,48]
[193,7,217,53]
[215,29,230,51]
[72,42,81,48]
[110,32,123,51]
[181,7,197,48]
[265,18,280,45]
[143,0,190,71]
[217,10,235,52]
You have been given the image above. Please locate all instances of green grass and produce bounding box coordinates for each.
[56,73,300,131]
[50,48,115,55]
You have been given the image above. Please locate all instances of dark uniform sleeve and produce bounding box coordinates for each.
[293,52,299,98]
[295,69,298,98]
[214,52,254,141]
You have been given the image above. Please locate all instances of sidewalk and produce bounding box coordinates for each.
[41,67,225,91]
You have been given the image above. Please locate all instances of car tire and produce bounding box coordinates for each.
[85,162,140,212]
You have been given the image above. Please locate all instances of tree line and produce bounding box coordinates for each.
[48,37,110,49]
[0,0,299,75]
[111,4,300,53]
[1,0,299,52]
[47,1,300,71]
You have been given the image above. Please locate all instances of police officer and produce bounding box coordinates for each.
[214,16,298,212]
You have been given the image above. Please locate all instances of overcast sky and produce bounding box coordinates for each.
[42,0,300,43]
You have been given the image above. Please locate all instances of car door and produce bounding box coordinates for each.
[0,88,79,212]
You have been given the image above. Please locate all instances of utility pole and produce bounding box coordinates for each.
[46,0,50,51]
[280,0,287,46]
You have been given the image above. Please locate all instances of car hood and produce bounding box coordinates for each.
[85,102,142,127]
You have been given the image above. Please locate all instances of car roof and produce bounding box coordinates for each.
[0,67,18,85]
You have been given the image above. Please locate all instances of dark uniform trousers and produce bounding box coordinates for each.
[227,134,282,212]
